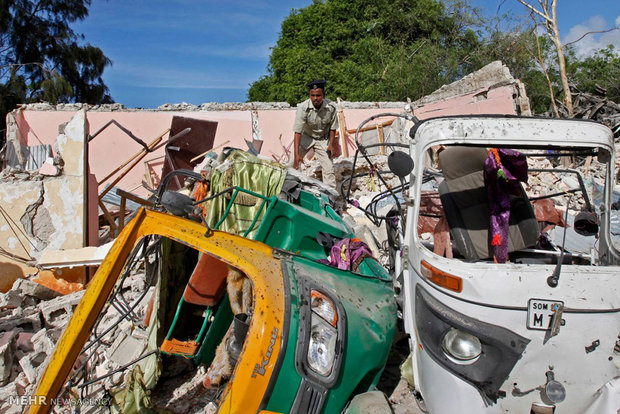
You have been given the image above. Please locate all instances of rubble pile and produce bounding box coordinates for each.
[298,154,402,266]
[525,156,602,210]
[2,62,616,413]
[561,91,620,137]
[150,367,217,414]
[299,154,402,200]
[0,266,154,413]
[0,279,83,413]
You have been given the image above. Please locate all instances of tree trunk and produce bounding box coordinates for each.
[550,2,574,117]
[517,0,574,117]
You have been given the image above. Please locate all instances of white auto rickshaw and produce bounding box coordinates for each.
[392,116,620,413]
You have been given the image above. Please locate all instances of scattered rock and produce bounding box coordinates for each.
[18,351,46,384]
[0,330,18,386]
[13,278,62,301]
[39,290,84,327]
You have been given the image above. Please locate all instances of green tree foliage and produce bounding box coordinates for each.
[569,46,620,102]
[1,0,112,136]
[248,0,483,104]
[249,0,619,116]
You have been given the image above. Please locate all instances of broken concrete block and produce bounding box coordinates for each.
[354,224,383,260]
[40,290,84,327]
[13,371,30,398]
[31,327,62,356]
[0,289,27,309]
[108,330,147,367]
[18,329,61,386]
[0,330,18,386]
[0,307,42,332]
[13,278,61,301]
[0,382,21,414]
[18,351,47,384]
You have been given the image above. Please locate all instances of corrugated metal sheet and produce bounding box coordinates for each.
[100,186,142,212]
[3,143,52,171]
[4,141,22,168]
[24,144,52,171]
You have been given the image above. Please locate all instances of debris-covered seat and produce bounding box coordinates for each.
[160,253,229,357]
[438,146,539,261]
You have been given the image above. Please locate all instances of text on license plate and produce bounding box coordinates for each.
[527,299,564,330]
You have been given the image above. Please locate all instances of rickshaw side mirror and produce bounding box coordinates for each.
[161,190,195,218]
[574,211,599,237]
[388,150,414,178]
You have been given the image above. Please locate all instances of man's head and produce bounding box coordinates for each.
[306,79,326,108]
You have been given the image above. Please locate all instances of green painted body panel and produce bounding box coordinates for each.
[165,187,397,412]
[255,190,396,412]
[253,196,353,261]
[289,257,397,413]
[194,295,234,365]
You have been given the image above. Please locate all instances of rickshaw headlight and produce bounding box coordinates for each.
[306,290,339,376]
[442,328,482,363]
[307,314,338,376]
[544,379,566,404]
[310,290,338,326]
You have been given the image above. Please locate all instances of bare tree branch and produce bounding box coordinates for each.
[516,0,573,116]
[534,20,559,117]
[517,0,552,23]
[563,27,620,47]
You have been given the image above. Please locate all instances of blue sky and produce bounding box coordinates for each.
[73,0,620,108]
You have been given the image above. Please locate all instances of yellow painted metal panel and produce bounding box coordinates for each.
[29,208,285,414]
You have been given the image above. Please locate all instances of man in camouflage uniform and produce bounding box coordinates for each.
[293,79,339,188]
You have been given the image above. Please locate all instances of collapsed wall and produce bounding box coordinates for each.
[0,110,93,291]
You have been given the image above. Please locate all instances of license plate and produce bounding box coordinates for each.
[527,299,564,330]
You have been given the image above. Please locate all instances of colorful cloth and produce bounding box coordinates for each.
[317,238,374,272]
[483,148,528,263]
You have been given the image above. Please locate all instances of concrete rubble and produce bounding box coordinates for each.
[0,276,85,413]
[0,267,149,413]
[560,90,620,137]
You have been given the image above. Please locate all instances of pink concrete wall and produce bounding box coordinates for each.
[15,107,406,196]
[414,85,516,118]
[13,85,517,198]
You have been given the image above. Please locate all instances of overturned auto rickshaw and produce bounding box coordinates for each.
[350,115,619,414]
[29,150,397,413]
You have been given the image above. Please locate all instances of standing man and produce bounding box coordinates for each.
[293,79,339,188]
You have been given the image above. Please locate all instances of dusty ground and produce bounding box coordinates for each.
[390,379,425,414]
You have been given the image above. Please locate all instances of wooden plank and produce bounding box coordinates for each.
[347,118,394,134]
[98,132,165,199]
[98,199,117,234]
[115,188,154,208]
[98,129,169,186]
[377,125,385,155]
[189,139,231,163]
[583,155,593,175]
[118,196,126,233]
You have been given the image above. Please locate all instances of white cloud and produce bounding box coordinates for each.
[563,15,620,56]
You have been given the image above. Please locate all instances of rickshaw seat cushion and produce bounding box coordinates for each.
[183,253,229,306]
[438,147,539,261]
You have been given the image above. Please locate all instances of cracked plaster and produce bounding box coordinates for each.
[0,110,88,290]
